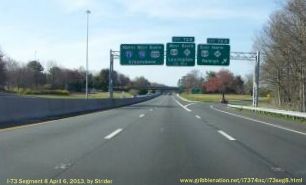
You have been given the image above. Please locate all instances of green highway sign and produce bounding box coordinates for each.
[207,38,230,45]
[172,36,195,43]
[166,43,195,66]
[120,44,164,65]
[197,44,230,66]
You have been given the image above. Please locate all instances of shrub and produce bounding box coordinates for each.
[14,88,70,96]
[30,90,70,96]
[138,89,148,95]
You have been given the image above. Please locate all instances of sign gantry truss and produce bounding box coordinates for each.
[110,50,262,107]
[112,51,260,61]
[230,52,257,61]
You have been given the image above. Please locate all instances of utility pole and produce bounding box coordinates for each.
[109,49,114,99]
[85,10,91,99]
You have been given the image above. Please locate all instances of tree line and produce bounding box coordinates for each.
[178,69,248,95]
[254,0,306,111]
[0,52,157,95]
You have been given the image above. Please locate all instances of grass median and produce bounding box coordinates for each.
[25,92,133,99]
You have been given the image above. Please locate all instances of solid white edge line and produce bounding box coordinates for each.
[185,103,196,108]
[172,97,192,112]
[195,115,201,119]
[218,130,236,141]
[139,114,145,118]
[104,128,123,139]
[176,93,199,103]
[211,105,306,136]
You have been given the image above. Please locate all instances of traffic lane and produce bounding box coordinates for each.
[189,103,306,180]
[0,95,165,139]
[58,95,282,185]
[0,96,164,181]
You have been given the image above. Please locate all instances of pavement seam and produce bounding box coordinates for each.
[235,140,299,180]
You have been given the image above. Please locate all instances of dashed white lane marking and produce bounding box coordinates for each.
[139,114,145,118]
[195,115,201,119]
[149,109,153,111]
[218,130,236,141]
[210,105,306,136]
[172,97,192,112]
[271,167,285,172]
[54,162,71,170]
[104,128,123,139]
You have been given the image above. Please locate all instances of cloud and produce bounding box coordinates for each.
[54,0,95,13]
[53,0,122,19]
[116,0,270,21]
[53,0,270,21]
[0,0,274,85]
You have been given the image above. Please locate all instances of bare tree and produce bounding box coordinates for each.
[254,0,306,111]
[0,53,6,90]
[180,70,204,93]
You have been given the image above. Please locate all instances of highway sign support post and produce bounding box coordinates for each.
[109,49,114,99]
[230,51,261,107]
[252,51,260,107]
[85,10,91,100]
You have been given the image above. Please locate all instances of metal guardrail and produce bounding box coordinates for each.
[228,104,306,119]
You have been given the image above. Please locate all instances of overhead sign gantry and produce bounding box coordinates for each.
[112,36,260,107]
[119,36,230,66]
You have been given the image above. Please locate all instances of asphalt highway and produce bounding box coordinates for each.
[1,95,306,185]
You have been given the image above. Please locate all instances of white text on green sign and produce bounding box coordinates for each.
[172,37,195,43]
[207,38,230,45]
[197,44,230,66]
[166,43,195,66]
[120,44,164,65]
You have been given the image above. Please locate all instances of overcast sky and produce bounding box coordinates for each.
[0,0,282,86]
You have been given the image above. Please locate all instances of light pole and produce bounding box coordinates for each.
[85,10,91,99]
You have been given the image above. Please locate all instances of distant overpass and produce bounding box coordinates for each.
[113,86,179,91]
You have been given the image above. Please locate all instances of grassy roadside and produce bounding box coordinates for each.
[233,107,306,124]
[180,93,306,123]
[24,92,133,99]
[180,93,270,105]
